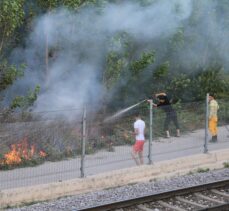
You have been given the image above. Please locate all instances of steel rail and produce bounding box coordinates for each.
[198,204,229,211]
[79,179,229,211]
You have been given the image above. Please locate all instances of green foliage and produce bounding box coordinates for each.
[130,51,155,76]
[103,32,132,90]
[196,167,210,173]
[62,0,88,9]
[0,61,24,91]
[167,74,191,101]
[110,32,132,54]
[37,0,105,11]
[37,0,59,10]
[188,167,210,175]
[223,162,229,168]
[151,61,170,93]
[0,0,25,53]
[169,27,184,51]
[0,0,229,112]
[63,0,106,9]
[104,52,125,89]
[135,0,155,6]
[10,86,40,110]
[191,67,229,100]
[153,61,169,79]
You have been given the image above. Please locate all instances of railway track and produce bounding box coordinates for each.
[80,179,229,211]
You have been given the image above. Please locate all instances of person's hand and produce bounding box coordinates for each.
[146,100,157,107]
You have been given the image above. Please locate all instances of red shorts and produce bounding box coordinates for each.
[133,140,144,153]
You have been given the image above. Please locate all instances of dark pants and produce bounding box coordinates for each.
[164,112,179,131]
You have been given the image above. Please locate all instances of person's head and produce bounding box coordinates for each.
[158,98,165,103]
[209,93,215,101]
[134,112,141,120]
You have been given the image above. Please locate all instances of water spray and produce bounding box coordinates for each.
[103,99,147,123]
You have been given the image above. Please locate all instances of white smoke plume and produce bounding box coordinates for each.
[173,1,229,71]
[9,0,193,114]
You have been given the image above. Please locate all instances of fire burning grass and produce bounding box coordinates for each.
[0,137,47,170]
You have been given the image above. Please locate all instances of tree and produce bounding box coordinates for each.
[10,85,40,111]
[0,0,41,112]
[37,0,105,11]
[0,61,24,92]
[191,66,229,100]
[0,0,229,112]
[0,0,25,55]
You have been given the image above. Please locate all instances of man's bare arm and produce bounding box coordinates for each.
[155,93,166,97]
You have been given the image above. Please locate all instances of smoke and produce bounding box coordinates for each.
[172,1,229,71]
[8,0,194,114]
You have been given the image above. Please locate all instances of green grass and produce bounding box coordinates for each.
[196,167,210,173]
[223,162,229,168]
[188,167,210,175]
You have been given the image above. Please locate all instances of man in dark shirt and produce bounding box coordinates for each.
[153,93,180,138]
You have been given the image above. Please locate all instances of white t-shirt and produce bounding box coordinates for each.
[134,119,145,141]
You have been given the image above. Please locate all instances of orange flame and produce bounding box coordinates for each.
[0,137,47,167]
[4,144,22,165]
[31,145,36,157]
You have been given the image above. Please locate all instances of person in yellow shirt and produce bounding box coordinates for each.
[209,93,219,142]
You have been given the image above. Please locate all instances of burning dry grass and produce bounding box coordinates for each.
[0,118,80,170]
[0,137,47,170]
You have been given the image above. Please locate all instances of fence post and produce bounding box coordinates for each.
[80,106,87,178]
[148,100,153,164]
[204,93,209,153]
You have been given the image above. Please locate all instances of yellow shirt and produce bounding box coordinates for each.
[209,99,219,118]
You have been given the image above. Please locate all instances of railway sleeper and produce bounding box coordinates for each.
[211,189,229,198]
[157,200,187,211]
[194,192,225,204]
[175,196,207,209]
[137,204,156,211]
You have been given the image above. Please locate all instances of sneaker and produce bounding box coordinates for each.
[176,129,180,137]
[165,131,170,138]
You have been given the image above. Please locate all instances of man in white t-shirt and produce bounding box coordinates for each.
[131,112,145,165]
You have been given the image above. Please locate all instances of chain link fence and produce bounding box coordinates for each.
[0,95,229,189]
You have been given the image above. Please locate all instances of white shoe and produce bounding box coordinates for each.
[176,129,180,137]
[165,131,170,138]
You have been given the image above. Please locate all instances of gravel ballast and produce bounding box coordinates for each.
[8,168,229,211]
